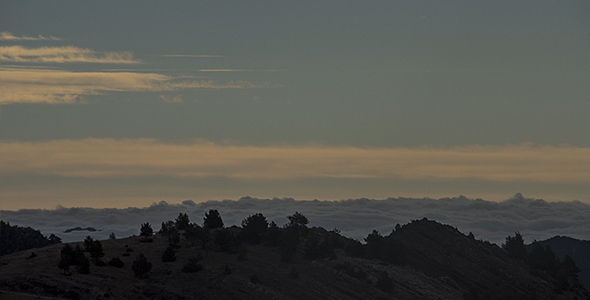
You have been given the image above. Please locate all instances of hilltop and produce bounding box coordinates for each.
[0,214,587,300]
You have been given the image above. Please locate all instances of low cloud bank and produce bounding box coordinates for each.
[2,194,589,245]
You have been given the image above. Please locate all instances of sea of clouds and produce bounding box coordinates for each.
[2,193,589,245]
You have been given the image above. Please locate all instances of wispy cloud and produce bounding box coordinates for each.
[159,95,184,104]
[152,54,224,58]
[1,139,589,183]
[0,45,140,64]
[199,69,287,72]
[0,31,62,41]
[0,68,274,104]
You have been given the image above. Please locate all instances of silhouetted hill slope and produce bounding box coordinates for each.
[0,218,587,300]
[0,221,61,256]
[532,236,590,290]
[390,219,588,299]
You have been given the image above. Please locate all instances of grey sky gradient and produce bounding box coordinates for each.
[1,1,589,209]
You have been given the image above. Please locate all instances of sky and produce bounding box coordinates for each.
[1,1,590,211]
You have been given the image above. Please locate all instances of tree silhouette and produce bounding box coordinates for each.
[140,223,154,242]
[287,212,309,228]
[265,221,281,246]
[203,209,224,229]
[183,223,202,246]
[175,213,190,230]
[160,220,176,237]
[58,244,75,274]
[84,236,104,260]
[502,232,527,261]
[140,223,153,237]
[241,213,268,244]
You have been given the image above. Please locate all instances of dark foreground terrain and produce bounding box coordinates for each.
[0,216,588,300]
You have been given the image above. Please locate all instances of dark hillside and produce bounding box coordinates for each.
[0,216,587,300]
[532,236,590,290]
[0,221,61,256]
[390,219,576,299]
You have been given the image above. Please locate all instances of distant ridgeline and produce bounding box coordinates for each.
[0,220,62,256]
[528,236,590,291]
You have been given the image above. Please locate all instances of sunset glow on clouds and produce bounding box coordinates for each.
[0,45,140,64]
[0,31,62,41]
[0,67,273,104]
[2,138,589,183]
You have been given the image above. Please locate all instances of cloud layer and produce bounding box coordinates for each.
[0,68,273,104]
[2,138,589,183]
[2,195,588,245]
[0,32,62,41]
[0,46,139,64]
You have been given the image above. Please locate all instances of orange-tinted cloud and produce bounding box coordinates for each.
[0,31,62,41]
[0,45,139,64]
[0,68,274,104]
[1,139,589,183]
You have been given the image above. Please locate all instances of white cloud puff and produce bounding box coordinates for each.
[159,95,184,104]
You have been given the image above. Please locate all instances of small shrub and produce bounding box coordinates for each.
[76,256,90,274]
[182,257,203,273]
[376,271,393,292]
[237,246,247,261]
[108,257,124,268]
[250,274,259,284]
[84,236,104,260]
[162,245,177,262]
[289,266,299,279]
[223,265,232,275]
[95,259,107,267]
[132,254,152,278]
[345,240,365,258]
[28,252,37,259]
[335,262,366,280]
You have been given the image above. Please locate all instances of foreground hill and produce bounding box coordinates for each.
[0,217,587,300]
